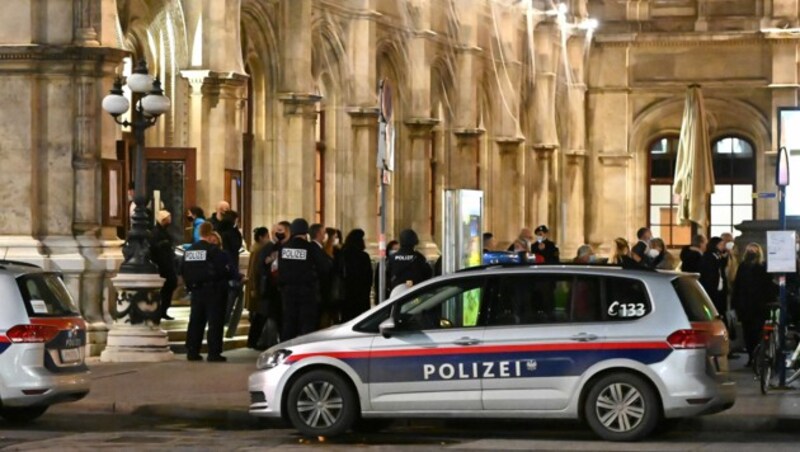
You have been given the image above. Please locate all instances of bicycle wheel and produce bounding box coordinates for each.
[756,338,773,394]
[752,342,763,379]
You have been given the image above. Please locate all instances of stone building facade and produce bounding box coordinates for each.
[0,0,798,353]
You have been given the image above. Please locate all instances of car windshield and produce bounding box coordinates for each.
[672,276,718,322]
[16,273,80,317]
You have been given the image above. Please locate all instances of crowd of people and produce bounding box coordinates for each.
[145,201,798,366]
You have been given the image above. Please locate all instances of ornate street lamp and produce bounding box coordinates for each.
[100,60,173,362]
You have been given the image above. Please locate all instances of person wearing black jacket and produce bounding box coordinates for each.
[386,229,433,297]
[532,225,560,264]
[216,210,244,324]
[335,229,373,322]
[699,237,728,317]
[182,222,239,362]
[680,234,707,273]
[150,210,177,320]
[278,218,333,341]
[733,243,776,365]
[252,221,291,349]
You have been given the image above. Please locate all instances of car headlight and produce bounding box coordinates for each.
[256,349,292,370]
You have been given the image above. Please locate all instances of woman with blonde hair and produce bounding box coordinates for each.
[609,238,638,267]
[733,242,777,365]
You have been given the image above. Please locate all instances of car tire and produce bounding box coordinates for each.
[0,406,48,424]
[285,369,357,438]
[584,373,660,442]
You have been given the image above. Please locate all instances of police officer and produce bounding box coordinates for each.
[386,229,433,298]
[278,218,332,341]
[182,222,238,362]
[532,225,560,264]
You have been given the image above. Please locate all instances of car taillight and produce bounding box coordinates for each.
[667,329,709,349]
[6,324,59,343]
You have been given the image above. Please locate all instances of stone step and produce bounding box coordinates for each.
[163,306,252,355]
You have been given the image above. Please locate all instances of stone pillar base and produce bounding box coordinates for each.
[99,273,173,363]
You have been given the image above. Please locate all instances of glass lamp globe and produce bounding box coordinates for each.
[101,79,129,116]
[141,78,171,116]
[127,60,153,93]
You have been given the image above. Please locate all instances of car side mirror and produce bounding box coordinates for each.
[379,318,396,338]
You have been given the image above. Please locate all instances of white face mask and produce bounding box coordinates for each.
[536,236,544,243]
[725,241,735,251]
[647,249,660,259]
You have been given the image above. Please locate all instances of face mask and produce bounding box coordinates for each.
[647,249,660,259]
[334,238,340,246]
[388,249,398,256]
[536,236,544,243]
[725,241,734,251]
[275,233,286,241]
[744,251,757,262]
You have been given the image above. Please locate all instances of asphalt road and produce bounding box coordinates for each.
[2,412,800,451]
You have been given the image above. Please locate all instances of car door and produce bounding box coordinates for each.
[368,277,487,412]
[480,273,609,411]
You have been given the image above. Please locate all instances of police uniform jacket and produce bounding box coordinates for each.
[277,236,332,289]
[386,249,433,293]
[532,239,560,264]
[181,240,237,293]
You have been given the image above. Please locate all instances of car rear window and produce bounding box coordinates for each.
[672,276,717,322]
[16,273,80,317]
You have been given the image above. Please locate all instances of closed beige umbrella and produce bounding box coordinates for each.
[673,85,715,229]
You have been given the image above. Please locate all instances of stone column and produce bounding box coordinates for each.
[561,34,588,257]
[346,108,379,247]
[528,21,560,231]
[278,94,321,221]
[496,137,525,242]
[452,129,485,189]
[404,118,439,258]
[181,71,248,210]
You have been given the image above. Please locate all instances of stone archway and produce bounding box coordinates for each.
[629,95,772,232]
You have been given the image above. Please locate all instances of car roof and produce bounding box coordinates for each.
[0,260,45,278]
[450,263,690,282]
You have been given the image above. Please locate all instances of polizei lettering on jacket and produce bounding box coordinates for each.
[281,248,307,260]
[422,360,532,380]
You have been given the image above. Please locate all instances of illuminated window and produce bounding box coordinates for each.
[648,136,691,247]
[709,137,755,238]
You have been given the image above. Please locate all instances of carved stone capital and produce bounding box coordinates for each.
[565,150,588,165]
[454,128,485,146]
[180,70,248,96]
[404,117,439,138]
[496,136,525,153]
[279,93,322,118]
[346,106,380,127]
[598,153,633,167]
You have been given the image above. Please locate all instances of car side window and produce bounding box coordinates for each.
[487,275,603,326]
[603,277,651,320]
[396,279,484,331]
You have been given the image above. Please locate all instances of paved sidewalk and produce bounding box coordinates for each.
[50,350,800,432]
[49,348,263,425]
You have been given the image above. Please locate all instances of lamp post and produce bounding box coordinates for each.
[99,60,174,362]
[776,146,790,385]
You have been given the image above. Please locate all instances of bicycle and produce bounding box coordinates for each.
[753,304,780,394]
[754,303,800,393]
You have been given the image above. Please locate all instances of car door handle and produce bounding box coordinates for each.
[571,333,599,342]
[453,337,481,346]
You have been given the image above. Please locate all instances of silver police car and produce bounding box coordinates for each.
[249,265,735,441]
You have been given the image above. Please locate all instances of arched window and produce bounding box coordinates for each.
[648,135,692,247]
[709,136,755,238]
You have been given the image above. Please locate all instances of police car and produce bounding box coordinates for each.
[0,261,90,423]
[249,265,735,441]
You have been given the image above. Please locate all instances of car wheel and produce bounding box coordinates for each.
[0,406,48,424]
[285,369,357,437]
[584,373,660,441]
